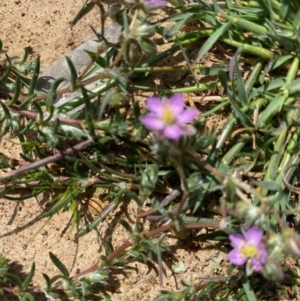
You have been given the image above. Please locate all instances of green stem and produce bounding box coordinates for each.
[130,82,221,94]
[261,127,288,195]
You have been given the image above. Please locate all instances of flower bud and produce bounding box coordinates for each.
[263,257,284,280]
[125,39,142,66]
[138,38,157,56]
[234,202,266,224]
[282,230,300,257]
[139,164,158,200]
[135,23,156,38]
[79,269,108,285]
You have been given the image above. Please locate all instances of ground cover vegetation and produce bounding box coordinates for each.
[1,0,300,300]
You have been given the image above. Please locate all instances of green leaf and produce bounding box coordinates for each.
[8,76,21,106]
[46,77,67,109]
[81,85,95,136]
[271,54,293,70]
[0,100,11,119]
[258,93,286,125]
[42,273,52,290]
[49,252,69,277]
[98,89,115,121]
[42,189,75,218]
[119,219,133,233]
[232,51,248,106]
[140,164,159,199]
[279,0,290,21]
[268,33,298,51]
[219,71,253,127]
[245,61,263,98]
[33,101,45,124]
[198,66,227,76]
[219,12,268,35]
[6,273,23,288]
[165,13,193,40]
[28,56,40,95]
[70,198,79,226]
[241,274,258,301]
[222,141,245,165]
[250,179,281,191]
[254,77,285,94]
[66,56,78,91]
[195,22,231,63]
[70,0,94,27]
[139,38,157,56]
[287,79,300,94]
[1,61,11,83]
[295,6,300,29]
[22,262,35,289]
[20,47,29,65]
[20,292,35,301]
[104,237,114,256]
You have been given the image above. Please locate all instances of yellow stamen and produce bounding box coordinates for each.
[240,243,258,258]
[163,106,176,125]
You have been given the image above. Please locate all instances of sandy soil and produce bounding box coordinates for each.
[0,1,231,300]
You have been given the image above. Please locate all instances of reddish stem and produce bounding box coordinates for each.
[7,105,82,127]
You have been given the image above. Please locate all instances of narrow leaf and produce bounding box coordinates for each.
[6,273,23,288]
[119,219,133,233]
[20,47,29,65]
[81,85,95,136]
[22,262,35,289]
[219,71,254,127]
[28,56,40,95]
[232,49,248,106]
[46,77,67,109]
[8,76,21,106]
[66,56,78,91]
[250,179,281,191]
[165,13,193,40]
[241,275,258,301]
[49,252,69,277]
[258,93,286,125]
[42,189,74,218]
[195,22,231,63]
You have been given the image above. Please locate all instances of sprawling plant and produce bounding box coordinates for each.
[1,0,300,300]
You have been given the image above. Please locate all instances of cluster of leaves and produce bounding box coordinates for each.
[1,0,300,300]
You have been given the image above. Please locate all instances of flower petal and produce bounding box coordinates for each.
[177,108,198,124]
[228,249,247,266]
[257,244,268,262]
[179,125,197,136]
[145,0,166,6]
[140,115,165,131]
[250,258,264,272]
[168,94,185,115]
[146,97,164,115]
[246,227,263,246]
[229,233,245,248]
[163,124,182,140]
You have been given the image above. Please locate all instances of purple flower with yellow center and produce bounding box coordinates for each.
[140,94,198,140]
[144,0,167,6]
[228,227,268,272]
[124,0,167,7]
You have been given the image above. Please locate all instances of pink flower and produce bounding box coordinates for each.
[144,0,167,6]
[228,227,268,272]
[140,94,198,140]
[124,0,167,7]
